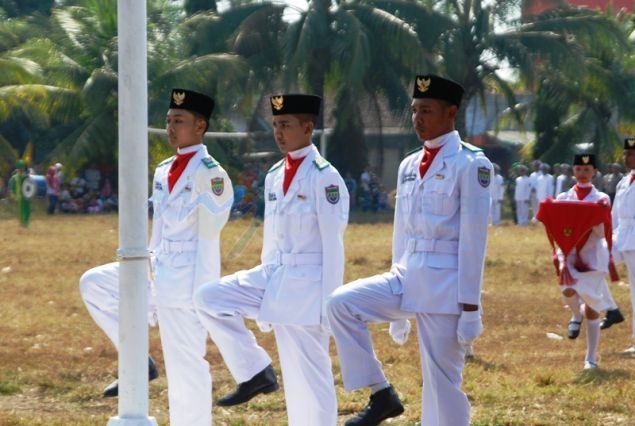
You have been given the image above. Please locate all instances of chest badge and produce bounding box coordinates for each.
[269,192,277,201]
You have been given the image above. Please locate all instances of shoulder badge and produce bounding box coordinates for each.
[313,156,330,171]
[405,146,423,157]
[202,156,219,169]
[477,166,491,188]
[461,142,483,152]
[268,159,284,174]
[158,156,176,167]
[325,184,340,204]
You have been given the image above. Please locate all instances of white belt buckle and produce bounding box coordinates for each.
[407,239,416,253]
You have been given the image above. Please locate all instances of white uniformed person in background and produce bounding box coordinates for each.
[612,137,635,354]
[514,164,531,225]
[326,75,492,426]
[79,88,233,426]
[194,94,349,425]
[490,163,505,225]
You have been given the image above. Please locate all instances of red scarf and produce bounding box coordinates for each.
[574,185,592,201]
[168,151,196,192]
[630,174,635,185]
[283,154,305,195]
[419,146,441,178]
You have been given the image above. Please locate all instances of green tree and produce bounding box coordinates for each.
[527,6,635,165]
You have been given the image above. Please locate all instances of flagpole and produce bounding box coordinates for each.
[108,0,156,424]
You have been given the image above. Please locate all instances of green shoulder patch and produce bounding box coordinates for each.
[158,156,175,167]
[202,156,219,169]
[460,142,483,152]
[268,159,284,174]
[313,156,330,171]
[405,146,423,157]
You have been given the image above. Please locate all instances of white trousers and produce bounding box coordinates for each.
[193,274,337,426]
[327,274,470,426]
[79,262,212,426]
[516,200,529,225]
[619,250,635,339]
[491,200,502,225]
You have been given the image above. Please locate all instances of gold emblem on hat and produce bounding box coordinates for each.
[271,96,284,111]
[629,138,635,147]
[564,228,572,237]
[582,155,590,164]
[417,77,431,93]
[173,91,185,106]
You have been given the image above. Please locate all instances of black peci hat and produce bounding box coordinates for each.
[169,88,215,121]
[412,74,464,107]
[270,94,321,116]
[573,153,596,168]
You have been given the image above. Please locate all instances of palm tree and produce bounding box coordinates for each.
[526,6,635,164]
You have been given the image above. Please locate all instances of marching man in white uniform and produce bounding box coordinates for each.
[194,94,349,425]
[79,89,233,426]
[612,137,635,353]
[327,75,492,426]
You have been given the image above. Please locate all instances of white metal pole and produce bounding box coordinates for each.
[108,0,157,425]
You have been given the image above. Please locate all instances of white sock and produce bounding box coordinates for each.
[563,294,583,322]
[370,381,390,394]
[585,318,601,364]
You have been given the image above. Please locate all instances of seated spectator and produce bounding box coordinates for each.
[86,192,103,214]
[59,183,81,213]
[70,171,87,199]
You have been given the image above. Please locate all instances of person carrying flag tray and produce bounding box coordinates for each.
[537,153,623,370]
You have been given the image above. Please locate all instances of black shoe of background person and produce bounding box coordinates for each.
[345,385,405,426]
[216,364,279,406]
[103,356,159,397]
[600,308,625,330]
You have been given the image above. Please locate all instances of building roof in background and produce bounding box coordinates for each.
[522,0,635,16]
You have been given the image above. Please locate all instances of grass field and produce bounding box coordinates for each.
[2,202,635,425]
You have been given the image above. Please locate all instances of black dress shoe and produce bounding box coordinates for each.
[567,320,582,340]
[600,308,625,330]
[345,385,404,426]
[103,356,159,397]
[217,364,279,406]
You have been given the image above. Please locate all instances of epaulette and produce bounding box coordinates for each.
[460,141,483,152]
[158,156,175,167]
[313,156,330,171]
[268,159,284,174]
[405,146,423,157]
[202,156,219,169]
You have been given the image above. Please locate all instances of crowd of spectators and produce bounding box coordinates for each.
[0,162,118,214]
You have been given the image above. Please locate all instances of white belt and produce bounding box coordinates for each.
[407,238,458,254]
[275,252,323,265]
[161,240,197,253]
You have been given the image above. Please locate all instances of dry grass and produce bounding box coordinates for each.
[1,204,635,425]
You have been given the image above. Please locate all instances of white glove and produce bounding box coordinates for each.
[389,319,411,345]
[457,311,483,349]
